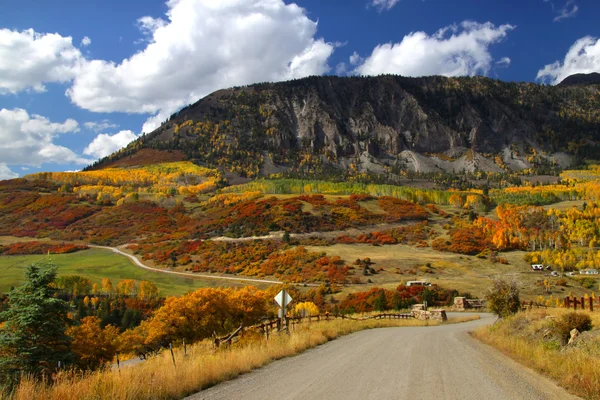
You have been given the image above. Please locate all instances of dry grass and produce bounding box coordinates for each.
[473,309,600,399]
[1,317,479,400]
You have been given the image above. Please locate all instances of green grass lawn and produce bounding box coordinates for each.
[0,248,241,297]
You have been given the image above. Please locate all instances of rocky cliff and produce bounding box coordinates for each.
[90,75,600,177]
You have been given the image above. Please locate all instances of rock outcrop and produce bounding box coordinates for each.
[89,75,600,176]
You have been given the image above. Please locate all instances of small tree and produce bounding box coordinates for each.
[0,261,73,387]
[374,290,388,311]
[485,278,521,319]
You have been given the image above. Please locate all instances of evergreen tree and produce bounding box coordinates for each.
[0,261,73,387]
[374,290,388,311]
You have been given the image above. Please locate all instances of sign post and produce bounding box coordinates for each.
[274,289,293,334]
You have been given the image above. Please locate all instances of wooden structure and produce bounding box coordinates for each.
[521,300,548,310]
[564,296,595,312]
[214,313,414,347]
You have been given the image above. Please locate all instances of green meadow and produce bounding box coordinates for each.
[0,248,234,297]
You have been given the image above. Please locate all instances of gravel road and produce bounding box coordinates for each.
[187,313,579,400]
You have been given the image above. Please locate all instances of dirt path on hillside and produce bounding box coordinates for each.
[210,221,419,242]
[187,313,579,400]
[88,245,283,285]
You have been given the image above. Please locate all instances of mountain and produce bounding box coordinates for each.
[89,75,600,178]
[558,72,600,87]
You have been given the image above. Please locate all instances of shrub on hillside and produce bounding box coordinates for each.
[485,278,521,319]
[553,312,592,344]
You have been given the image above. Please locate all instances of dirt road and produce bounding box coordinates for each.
[88,245,283,285]
[188,313,579,400]
[210,221,419,243]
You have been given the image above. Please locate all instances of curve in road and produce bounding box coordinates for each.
[187,313,579,400]
[88,245,283,285]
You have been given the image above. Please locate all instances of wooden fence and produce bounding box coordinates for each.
[214,313,414,347]
[521,300,548,310]
[564,296,595,312]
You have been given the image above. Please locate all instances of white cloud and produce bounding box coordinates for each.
[137,16,167,38]
[0,108,89,166]
[349,51,364,66]
[81,36,91,47]
[554,0,578,22]
[369,0,401,12]
[66,0,335,133]
[335,63,348,76]
[354,21,515,77]
[496,57,511,67]
[537,36,600,84]
[83,130,138,159]
[0,28,82,94]
[84,120,119,132]
[0,164,18,180]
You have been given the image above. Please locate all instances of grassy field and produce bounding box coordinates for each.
[304,243,597,301]
[0,248,245,297]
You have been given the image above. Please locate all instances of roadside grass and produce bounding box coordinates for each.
[473,309,600,399]
[0,248,234,297]
[3,316,478,400]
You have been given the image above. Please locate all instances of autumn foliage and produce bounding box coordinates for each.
[121,286,273,358]
[0,242,88,255]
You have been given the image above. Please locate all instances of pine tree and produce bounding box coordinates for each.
[374,290,388,311]
[0,261,73,387]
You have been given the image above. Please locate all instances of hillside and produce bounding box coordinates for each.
[88,75,600,179]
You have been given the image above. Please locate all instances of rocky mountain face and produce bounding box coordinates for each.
[91,75,600,177]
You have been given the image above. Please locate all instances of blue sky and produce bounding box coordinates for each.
[1,0,599,179]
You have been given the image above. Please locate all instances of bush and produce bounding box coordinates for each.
[555,278,568,287]
[575,277,596,289]
[553,312,593,344]
[485,278,521,319]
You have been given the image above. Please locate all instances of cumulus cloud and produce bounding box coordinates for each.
[369,0,401,12]
[0,108,89,166]
[349,51,364,66]
[66,0,335,133]
[0,164,18,180]
[81,36,91,47]
[83,130,138,159]
[0,28,82,94]
[84,120,119,132]
[537,36,600,84]
[354,21,515,77]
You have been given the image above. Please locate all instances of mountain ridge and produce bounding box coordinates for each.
[558,72,600,87]
[88,74,600,178]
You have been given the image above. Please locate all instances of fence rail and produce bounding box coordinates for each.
[564,296,595,312]
[214,313,414,347]
[521,300,548,310]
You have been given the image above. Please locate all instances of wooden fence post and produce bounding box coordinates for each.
[590,297,594,312]
[169,342,176,368]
